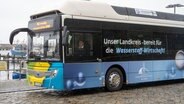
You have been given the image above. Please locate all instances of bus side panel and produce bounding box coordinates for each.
[128,60,184,84]
[152,60,184,81]
[63,63,104,90]
[62,60,184,90]
[102,60,184,84]
[128,61,153,83]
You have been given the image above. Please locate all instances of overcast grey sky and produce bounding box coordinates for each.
[0,0,184,44]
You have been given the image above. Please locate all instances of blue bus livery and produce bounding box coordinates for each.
[9,0,184,91]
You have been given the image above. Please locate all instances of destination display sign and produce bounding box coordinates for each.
[28,16,60,32]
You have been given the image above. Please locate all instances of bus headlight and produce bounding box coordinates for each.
[44,70,58,77]
[50,70,58,77]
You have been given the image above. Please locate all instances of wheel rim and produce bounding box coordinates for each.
[108,72,121,88]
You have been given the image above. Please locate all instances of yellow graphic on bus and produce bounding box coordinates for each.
[27,62,50,86]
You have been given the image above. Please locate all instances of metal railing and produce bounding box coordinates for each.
[0,54,26,80]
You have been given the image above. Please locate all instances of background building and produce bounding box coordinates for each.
[0,44,14,56]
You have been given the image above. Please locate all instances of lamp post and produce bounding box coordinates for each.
[166,4,184,14]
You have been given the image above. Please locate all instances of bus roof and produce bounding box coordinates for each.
[31,0,184,28]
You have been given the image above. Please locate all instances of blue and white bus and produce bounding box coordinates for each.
[10,0,184,91]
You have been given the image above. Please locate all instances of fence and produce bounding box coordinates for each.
[0,54,26,80]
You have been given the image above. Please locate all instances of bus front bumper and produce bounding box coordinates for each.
[27,69,57,86]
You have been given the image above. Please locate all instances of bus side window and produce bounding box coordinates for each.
[65,32,102,62]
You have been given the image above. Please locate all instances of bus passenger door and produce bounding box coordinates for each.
[64,31,103,90]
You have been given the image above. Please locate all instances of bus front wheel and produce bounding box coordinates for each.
[105,67,123,91]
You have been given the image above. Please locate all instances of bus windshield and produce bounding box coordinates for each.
[29,31,60,60]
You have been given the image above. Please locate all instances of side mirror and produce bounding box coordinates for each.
[9,28,35,45]
[62,26,69,45]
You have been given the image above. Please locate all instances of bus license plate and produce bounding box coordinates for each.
[34,82,41,87]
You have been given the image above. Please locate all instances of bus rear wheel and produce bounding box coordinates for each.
[105,67,123,91]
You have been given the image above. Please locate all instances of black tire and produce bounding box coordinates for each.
[105,67,123,91]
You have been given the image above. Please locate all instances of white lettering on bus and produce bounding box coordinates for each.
[104,38,141,45]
